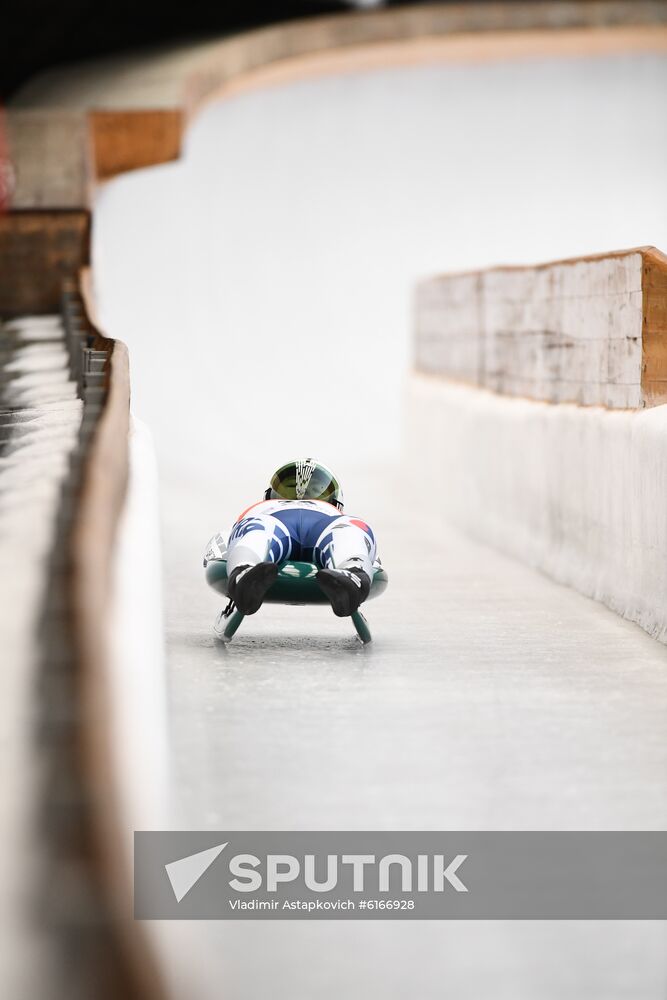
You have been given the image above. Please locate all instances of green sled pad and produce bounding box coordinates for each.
[206,559,388,607]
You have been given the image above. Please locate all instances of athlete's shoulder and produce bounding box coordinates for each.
[235,497,342,521]
[235,498,272,520]
[235,497,301,520]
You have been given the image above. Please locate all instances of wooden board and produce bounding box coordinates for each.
[0,210,90,316]
[187,15,667,118]
[415,247,667,409]
[6,110,88,208]
[89,110,183,182]
[642,247,667,405]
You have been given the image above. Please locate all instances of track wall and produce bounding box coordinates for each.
[410,247,667,642]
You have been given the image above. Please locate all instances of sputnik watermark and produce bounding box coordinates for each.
[163,841,467,903]
[134,831,667,919]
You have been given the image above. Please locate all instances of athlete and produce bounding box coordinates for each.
[205,458,380,618]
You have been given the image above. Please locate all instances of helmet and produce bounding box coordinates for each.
[264,458,344,511]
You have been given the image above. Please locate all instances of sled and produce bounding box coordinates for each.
[205,558,388,644]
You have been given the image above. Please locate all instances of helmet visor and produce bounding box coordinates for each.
[269,461,341,504]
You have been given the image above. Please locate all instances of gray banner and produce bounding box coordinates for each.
[134,832,667,919]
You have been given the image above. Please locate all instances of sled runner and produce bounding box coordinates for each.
[205,558,388,644]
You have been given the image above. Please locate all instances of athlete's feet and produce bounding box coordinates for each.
[316,566,371,617]
[227,561,279,615]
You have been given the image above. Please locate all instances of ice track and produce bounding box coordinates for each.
[95,54,667,999]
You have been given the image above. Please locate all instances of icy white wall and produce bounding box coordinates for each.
[110,417,168,838]
[408,374,667,642]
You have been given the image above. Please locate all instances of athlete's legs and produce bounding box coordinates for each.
[314,516,377,580]
[313,516,377,616]
[225,508,378,617]
[227,513,294,574]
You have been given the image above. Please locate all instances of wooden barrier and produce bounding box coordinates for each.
[184,2,667,117]
[7,2,667,208]
[0,210,89,315]
[415,247,667,408]
[642,247,667,405]
[6,110,88,208]
[89,110,183,182]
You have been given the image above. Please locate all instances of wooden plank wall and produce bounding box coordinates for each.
[642,247,667,405]
[6,110,88,208]
[1,112,182,315]
[0,210,90,315]
[185,1,667,113]
[415,248,667,409]
[88,110,183,182]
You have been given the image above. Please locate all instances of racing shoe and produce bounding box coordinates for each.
[227,562,279,615]
[316,566,371,617]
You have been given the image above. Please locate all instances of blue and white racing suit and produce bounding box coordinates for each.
[206,499,378,580]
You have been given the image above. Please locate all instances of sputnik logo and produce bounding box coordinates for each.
[165,843,228,902]
[163,842,469,901]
